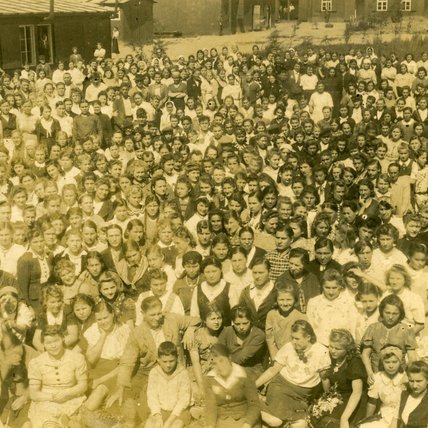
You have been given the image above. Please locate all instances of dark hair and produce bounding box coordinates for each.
[148,268,168,283]
[251,257,271,271]
[379,294,405,322]
[288,247,309,266]
[41,325,64,343]
[94,299,116,316]
[72,293,96,313]
[406,360,428,380]
[201,255,222,272]
[230,305,253,323]
[158,341,178,358]
[291,319,317,343]
[314,237,334,252]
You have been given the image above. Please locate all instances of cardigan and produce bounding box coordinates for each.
[397,389,428,428]
[218,326,266,369]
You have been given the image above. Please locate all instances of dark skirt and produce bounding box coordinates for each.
[265,375,322,421]
[112,38,119,54]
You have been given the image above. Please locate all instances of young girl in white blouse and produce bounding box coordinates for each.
[359,345,406,427]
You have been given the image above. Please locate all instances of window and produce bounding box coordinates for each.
[376,0,388,11]
[19,24,53,66]
[321,0,332,11]
[36,25,53,63]
[19,25,36,66]
[401,0,411,10]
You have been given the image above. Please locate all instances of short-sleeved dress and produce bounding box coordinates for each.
[192,327,219,375]
[317,355,367,427]
[28,350,87,428]
[361,321,416,372]
[359,372,406,428]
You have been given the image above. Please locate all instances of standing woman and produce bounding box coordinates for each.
[315,329,366,428]
[111,27,120,55]
[204,343,261,428]
[256,320,331,428]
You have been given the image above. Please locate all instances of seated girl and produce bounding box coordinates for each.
[83,300,131,402]
[359,345,406,428]
[98,270,135,327]
[76,251,107,299]
[218,305,266,381]
[27,325,88,428]
[390,360,428,428]
[32,285,79,352]
[204,343,261,428]
[189,303,223,403]
[265,283,307,359]
[256,320,330,428]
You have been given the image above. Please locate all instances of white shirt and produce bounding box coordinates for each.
[135,291,184,326]
[307,292,359,346]
[275,342,330,388]
[84,323,130,360]
[0,244,26,277]
[249,281,275,311]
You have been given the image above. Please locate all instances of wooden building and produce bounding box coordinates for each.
[92,0,154,44]
[0,0,111,70]
[154,0,276,35]
[297,0,427,22]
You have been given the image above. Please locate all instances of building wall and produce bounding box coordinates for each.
[298,0,356,21]
[121,0,153,44]
[0,14,111,70]
[362,0,427,16]
[299,0,427,21]
[153,0,221,35]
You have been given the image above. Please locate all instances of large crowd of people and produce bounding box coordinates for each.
[0,40,427,428]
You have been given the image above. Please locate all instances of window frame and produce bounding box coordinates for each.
[19,25,36,66]
[401,0,411,11]
[321,0,333,12]
[376,0,388,11]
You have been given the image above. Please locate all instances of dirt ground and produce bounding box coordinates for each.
[116,15,428,60]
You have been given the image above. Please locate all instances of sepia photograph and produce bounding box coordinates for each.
[0,0,427,427]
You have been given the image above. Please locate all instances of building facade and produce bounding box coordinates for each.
[0,0,111,70]
[297,0,427,21]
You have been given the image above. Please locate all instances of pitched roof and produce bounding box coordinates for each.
[0,0,109,15]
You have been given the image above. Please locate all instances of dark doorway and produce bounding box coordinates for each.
[279,0,298,19]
